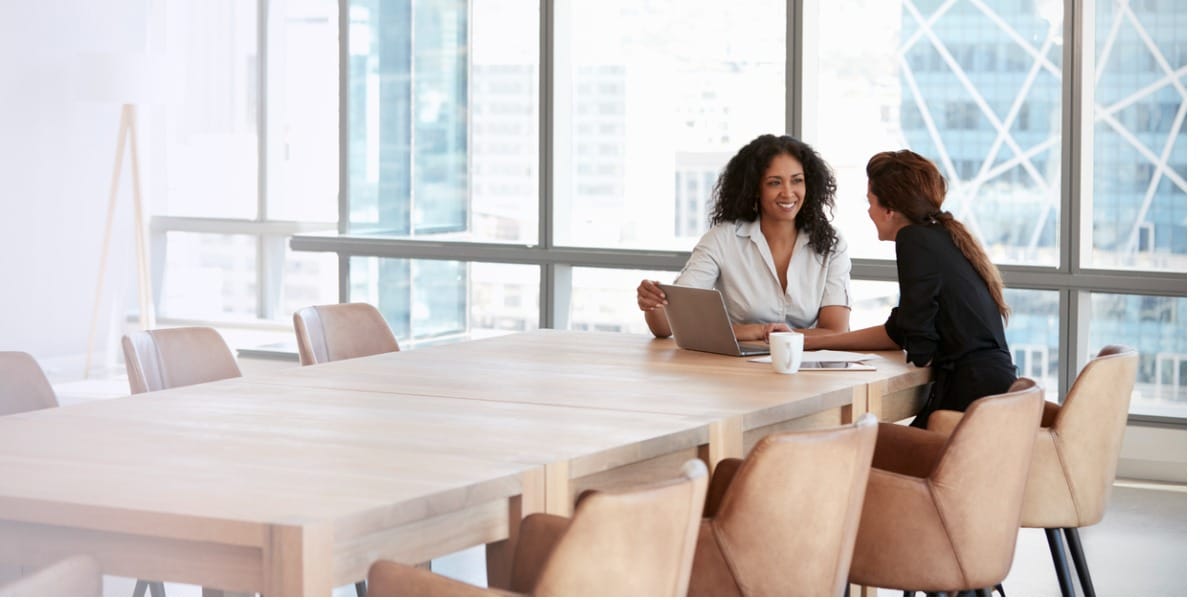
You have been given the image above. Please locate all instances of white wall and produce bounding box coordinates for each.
[0,0,164,378]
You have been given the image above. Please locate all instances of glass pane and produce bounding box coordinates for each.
[161,1,259,219]
[1088,294,1186,418]
[158,233,258,319]
[266,0,339,222]
[1082,1,1186,271]
[1005,289,1060,402]
[348,257,538,342]
[552,0,785,250]
[568,267,679,334]
[346,0,539,242]
[804,0,1063,266]
[277,248,340,319]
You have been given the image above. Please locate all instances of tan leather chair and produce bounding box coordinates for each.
[848,378,1043,595]
[121,327,241,394]
[367,459,709,596]
[928,345,1138,596]
[688,414,878,596]
[0,351,57,415]
[0,555,102,597]
[293,302,400,366]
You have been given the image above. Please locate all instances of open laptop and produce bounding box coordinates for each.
[659,284,770,356]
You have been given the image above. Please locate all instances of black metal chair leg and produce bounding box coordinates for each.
[1045,527,1076,596]
[902,591,915,597]
[355,580,368,596]
[149,581,166,596]
[132,580,147,597]
[1063,528,1096,597]
[995,582,1006,597]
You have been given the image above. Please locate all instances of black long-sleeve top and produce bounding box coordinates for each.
[883,223,1010,368]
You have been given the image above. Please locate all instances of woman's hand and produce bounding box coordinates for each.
[733,322,792,342]
[637,279,668,312]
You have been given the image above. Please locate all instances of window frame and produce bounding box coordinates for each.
[290,0,1185,425]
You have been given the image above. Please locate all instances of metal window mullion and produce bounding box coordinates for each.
[539,0,557,326]
[786,0,801,136]
[254,0,272,318]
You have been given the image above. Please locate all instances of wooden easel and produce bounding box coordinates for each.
[84,104,155,378]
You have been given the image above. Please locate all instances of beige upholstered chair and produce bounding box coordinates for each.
[120,327,240,596]
[688,414,878,596]
[0,555,102,597]
[0,351,57,416]
[367,459,709,596]
[849,379,1043,596]
[928,345,1138,596]
[293,302,400,366]
[121,327,241,394]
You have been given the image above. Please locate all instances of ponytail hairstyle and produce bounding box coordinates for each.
[866,150,1010,321]
[710,134,840,258]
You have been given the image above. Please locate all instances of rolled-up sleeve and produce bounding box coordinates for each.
[819,236,852,308]
[886,228,941,367]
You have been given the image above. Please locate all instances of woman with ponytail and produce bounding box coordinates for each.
[807,149,1015,428]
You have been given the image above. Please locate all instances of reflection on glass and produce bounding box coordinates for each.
[553,0,785,250]
[346,0,539,242]
[1084,1,1186,271]
[349,257,538,342]
[568,267,679,334]
[1088,294,1186,418]
[805,0,1063,265]
[159,233,258,319]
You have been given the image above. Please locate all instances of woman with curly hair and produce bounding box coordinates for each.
[637,134,852,341]
[806,149,1015,427]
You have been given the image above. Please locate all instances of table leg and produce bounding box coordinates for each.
[699,416,743,468]
[261,522,333,596]
[486,468,547,589]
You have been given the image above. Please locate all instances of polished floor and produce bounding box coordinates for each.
[83,479,1184,596]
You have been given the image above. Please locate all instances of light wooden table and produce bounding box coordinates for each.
[0,330,928,595]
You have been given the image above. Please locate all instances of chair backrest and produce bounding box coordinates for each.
[1046,344,1139,524]
[707,414,878,596]
[531,459,708,596]
[293,302,400,366]
[929,377,1044,586]
[121,327,241,394]
[0,555,102,597]
[0,351,58,416]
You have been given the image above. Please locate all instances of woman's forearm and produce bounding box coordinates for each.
[644,307,672,338]
[805,324,899,351]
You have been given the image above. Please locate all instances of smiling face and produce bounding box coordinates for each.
[758,153,806,223]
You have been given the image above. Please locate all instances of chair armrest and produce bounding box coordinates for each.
[703,458,744,518]
[367,560,512,596]
[926,410,963,435]
[509,513,571,594]
[872,423,948,479]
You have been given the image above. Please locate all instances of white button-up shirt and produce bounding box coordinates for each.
[674,220,852,329]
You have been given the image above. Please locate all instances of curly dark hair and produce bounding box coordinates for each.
[710,134,840,258]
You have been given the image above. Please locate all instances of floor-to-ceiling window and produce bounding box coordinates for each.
[293,0,1187,421]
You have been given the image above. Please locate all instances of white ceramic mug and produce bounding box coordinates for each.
[769,331,805,374]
